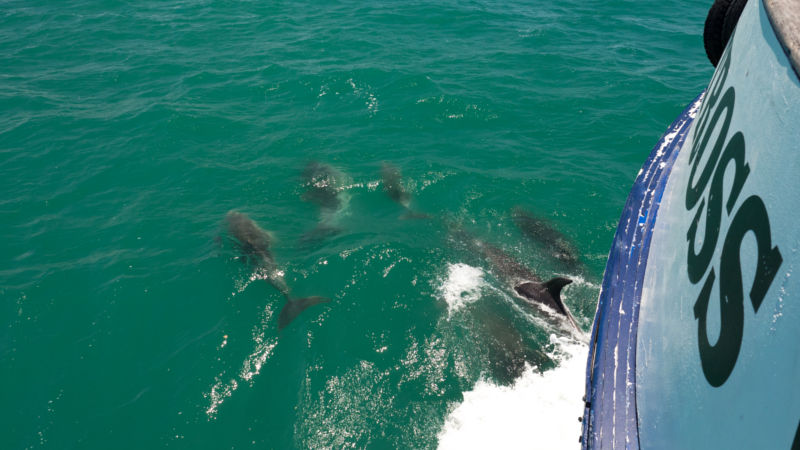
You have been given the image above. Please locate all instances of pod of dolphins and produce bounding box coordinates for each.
[223,162,584,377]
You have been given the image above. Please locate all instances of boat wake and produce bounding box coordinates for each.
[437,335,587,449]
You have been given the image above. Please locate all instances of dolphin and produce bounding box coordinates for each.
[452,226,581,332]
[302,161,342,211]
[512,207,581,271]
[301,162,346,241]
[471,298,551,384]
[225,210,329,330]
[380,162,429,219]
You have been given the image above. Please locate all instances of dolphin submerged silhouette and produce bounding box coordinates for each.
[225,210,329,330]
[512,207,582,272]
[380,163,430,219]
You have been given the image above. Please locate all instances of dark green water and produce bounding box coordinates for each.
[2,0,711,448]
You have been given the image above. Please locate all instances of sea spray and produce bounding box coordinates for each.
[438,263,486,316]
[437,335,588,449]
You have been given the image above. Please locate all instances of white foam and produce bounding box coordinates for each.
[204,304,277,418]
[562,274,599,290]
[437,336,588,449]
[438,263,485,316]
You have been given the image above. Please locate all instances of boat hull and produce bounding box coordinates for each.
[582,0,800,447]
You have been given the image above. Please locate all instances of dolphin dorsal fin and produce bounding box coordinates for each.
[278,296,330,330]
[543,277,573,300]
[543,277,582,332]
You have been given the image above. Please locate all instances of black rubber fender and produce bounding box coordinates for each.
[722,0,748,44]
[704,0,749,67]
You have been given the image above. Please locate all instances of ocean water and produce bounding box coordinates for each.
[1,0,712,448]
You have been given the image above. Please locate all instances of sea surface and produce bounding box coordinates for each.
[1,1,712,448]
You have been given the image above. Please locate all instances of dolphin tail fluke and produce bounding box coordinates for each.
[277,296,330,331]
[543,277,581,332]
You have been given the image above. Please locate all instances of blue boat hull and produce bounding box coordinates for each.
[582,0,800,447]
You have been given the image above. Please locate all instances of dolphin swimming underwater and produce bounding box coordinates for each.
[380,163,429,219]
[300,161,347,241]
[302,161,342,211]
[451,226,581,332]
[471,298,551,384]
[512,207,581,272]
[381,162,410,206]
[225,210,329,330]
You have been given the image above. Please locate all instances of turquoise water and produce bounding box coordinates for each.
[1,0,711,448]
